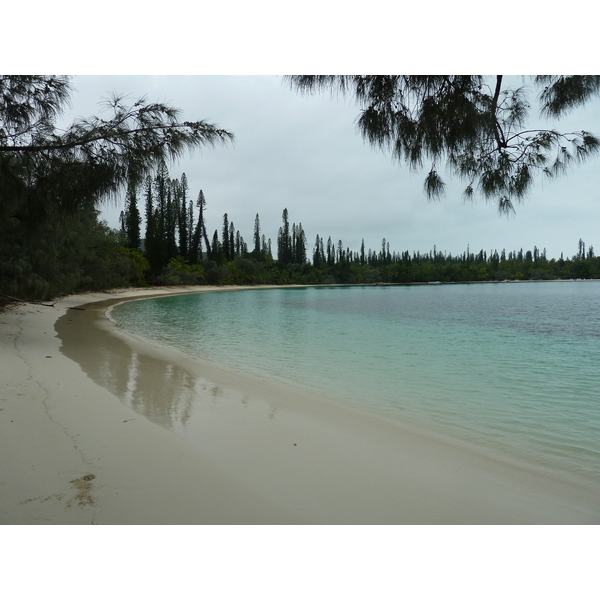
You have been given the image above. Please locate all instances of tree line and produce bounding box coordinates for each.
[3,75,600,301]
[3,149,598,300]
[114,162,600,288]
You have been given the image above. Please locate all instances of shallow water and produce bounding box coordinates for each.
[111,282,600,488]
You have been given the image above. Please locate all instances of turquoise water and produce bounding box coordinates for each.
[111,282,600,487]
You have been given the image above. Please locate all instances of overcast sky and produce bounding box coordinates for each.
[8,3,600,262]
[58,74,600,261]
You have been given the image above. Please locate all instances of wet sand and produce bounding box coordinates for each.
[1,286,598,524]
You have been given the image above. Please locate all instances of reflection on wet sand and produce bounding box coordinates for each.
[56,302,199,432]
[52,295,600,524]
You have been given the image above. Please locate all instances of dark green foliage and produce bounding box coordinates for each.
[1,77,233,213]
[222,213,231,261]
[119,247,150,285]
[229,221,236,260]
[1,75,233,299]
[253,214,261,254]
[189,189,210,263]
[204,262,230,285]
[313,235,323,268]
[294,223,307,264]
[277,208,293,264]
[155,257,205,286]
[120,180,142,249]
[211,229,224,264]
[176,174,190,260]
[0,204,136,299]
[536,76,600,117]
[286,75,600,213]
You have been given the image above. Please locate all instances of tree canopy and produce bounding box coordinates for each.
[0,75,233,299]
[285,75,600,213]
[0,75,233,213]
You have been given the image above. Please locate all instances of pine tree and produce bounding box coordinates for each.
[211,229,223,264]
[337,240,345,263]
[235,230,242,257]
[143,175,165,272]
[313,234,322,267]
[120,179,142,249]
[253,213,261,254]
[165,180,178,260]
[229,221,235,259]
[222,213,230,260]
[319,237,325,266]
[155,160,169,220]
[177,173,190,259]
[295,223,307,264]
[187,199,194,254]
[190,189,209,262]
[144,175,153,242]
[199,190,211,258]
[277,227,284,262]
[278,208,293,263]
[286,75,600,212]
[326,236,334,266]
[145,161,170,271]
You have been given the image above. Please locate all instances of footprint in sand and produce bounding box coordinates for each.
[68,473,97,507]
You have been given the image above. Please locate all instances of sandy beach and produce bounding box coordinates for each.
[1,285,598,525]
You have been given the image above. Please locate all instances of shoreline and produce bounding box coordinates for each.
[1,285,598,524]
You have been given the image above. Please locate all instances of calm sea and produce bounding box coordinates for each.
[110,282,600,488]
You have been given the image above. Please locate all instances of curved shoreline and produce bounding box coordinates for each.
[1,285,599,524]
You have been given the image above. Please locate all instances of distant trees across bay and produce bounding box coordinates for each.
[114,163,600,289]
[3,158,599,301]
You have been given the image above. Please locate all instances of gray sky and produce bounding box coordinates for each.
[9,3,600,262]
[60,74,600,261]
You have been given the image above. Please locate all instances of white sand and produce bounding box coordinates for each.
[1,286,598,524]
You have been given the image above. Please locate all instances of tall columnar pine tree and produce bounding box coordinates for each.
[313,234,323,268]
[222,213,231,261]
[153,160,168,216]
[291,223,297,261]
[229,221,236,260]
[261,234,272,259]
[144,175,153,235]
[253,213,261,254]
[120,179,142,249]
[277,207,294,264]
[187,198,195,258]
[190,189,209,262]
[337,240,345,263]
[176,173,190,260]
[326,236,334,266]
[143,175,160,269]
[165,180,178,260]
[211,229,223,264]
[295,222,307,264]
[199,190,211,259]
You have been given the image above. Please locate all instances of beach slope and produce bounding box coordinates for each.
[1,287,598,524]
